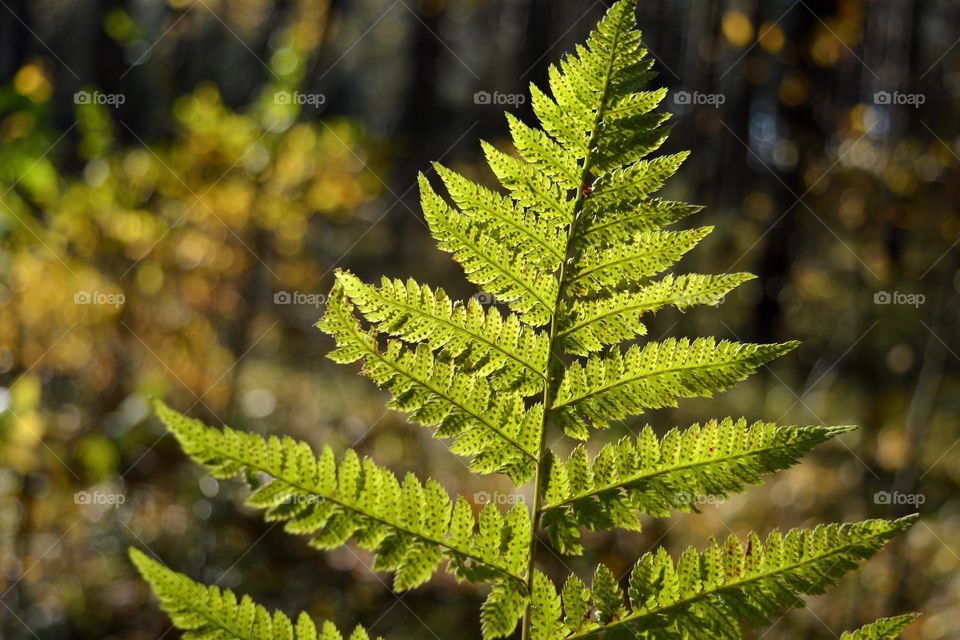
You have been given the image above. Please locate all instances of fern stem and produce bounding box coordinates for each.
[520,217,572,640]
[520,9,632,638]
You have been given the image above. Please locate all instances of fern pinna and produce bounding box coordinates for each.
[132,2,917,639]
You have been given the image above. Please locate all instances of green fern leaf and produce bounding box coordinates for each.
[557,273,755,355]
[139,2,919,639]
[552,338,798,438]
[530,572,566,640]
[433,162,567,270]
[590,565,626,625]
[318,288,539,482]
[505,113,580,188]
[593,100,671,171]
[335,270,548,397]
[840,614,918,639]
[540,420,854,554]
[154,401,528,591]
[528,82,587,156]
[586,151,689,211]
[575,197,702,251]
[481,141,574,227]
[531,516,915,638]
[482,579,529,640]
[561,575,592,634]
[419,173,558,326]
[565,226,712,297]
[129,548,378,640]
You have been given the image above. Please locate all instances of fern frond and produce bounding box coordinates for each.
[129,548,378,640]
[481,142,575,227]
[587,151,689,209]
[335,270,548,397]
[433,162,566,270]
[482,579,530,640]
[576,197,702,251]
[540,420,855,555]
[419,173,558,327]
[565,227,713,297]
[133,3,916,640]
[602,87,668,122]
[318,288,539,483]
[505,113,580,188]
[557,273,755,355]
[550,0,649,134]
[154,402,529,591]
[594,103,672,171]
[840,614,918,640]
[529,572,566,640]
[528,83,587,156]
[552,338,798,438]
[530,516,916,639]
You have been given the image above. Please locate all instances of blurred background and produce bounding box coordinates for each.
[0,0,958,638]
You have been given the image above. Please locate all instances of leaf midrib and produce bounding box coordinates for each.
[521,5,635,638]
